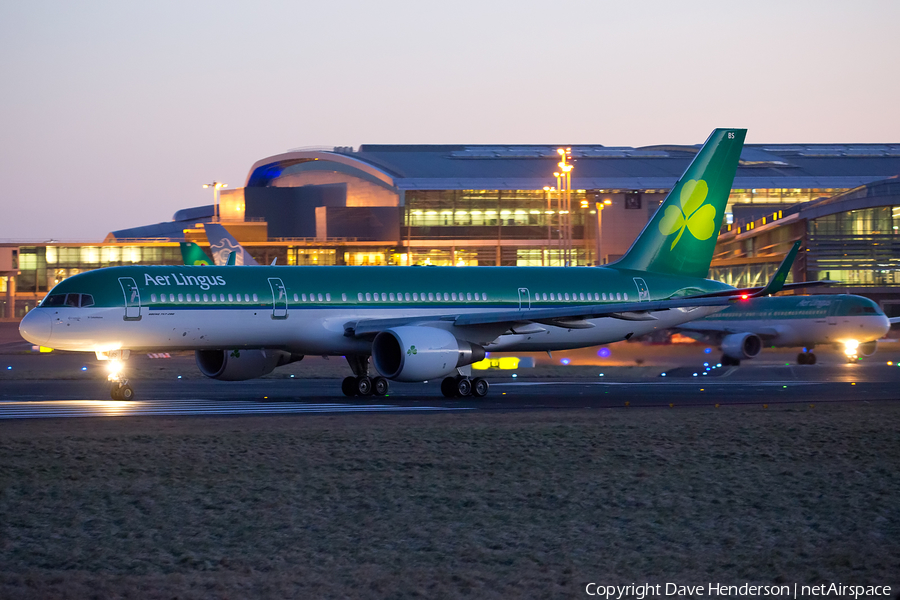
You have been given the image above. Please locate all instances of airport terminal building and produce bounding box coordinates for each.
[3,141,900,318]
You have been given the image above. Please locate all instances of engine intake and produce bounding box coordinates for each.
[859,340,877,357]
[196,349,303,381]
[372,326,486,382]
[721,332,762,360]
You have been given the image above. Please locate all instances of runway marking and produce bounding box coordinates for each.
[494,381,830,387]
[0,399,465,420]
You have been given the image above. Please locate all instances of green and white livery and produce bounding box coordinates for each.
[674,294,889,365]
[22,129,770,399]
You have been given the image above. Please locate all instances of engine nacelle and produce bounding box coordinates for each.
[195,349,303,381]
[859,340,877,357]
[372,326,486,382]
[721,332,762,360]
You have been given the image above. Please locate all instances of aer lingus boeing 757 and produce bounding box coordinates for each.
[20,129,815,400]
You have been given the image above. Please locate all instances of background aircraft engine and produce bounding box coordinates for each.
[372,326,486,382]
[721,332,763,360]
[859,340,877,357]
[195,349,303,381]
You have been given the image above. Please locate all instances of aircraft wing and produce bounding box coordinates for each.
[345,295,738,337]
[890,316,900,325]
[673,322,781,339]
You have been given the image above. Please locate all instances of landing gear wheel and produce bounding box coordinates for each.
[341,376,358,397]
[455,377,472,397]
[808,352,817,365]
[441,377,457,398]
[119,385,134,401]
[721,355,740,367]
[373,377,389,396]
[356,376,373,396]
[110,387,121,400]
[797,352,808,365]
[472,377,489,398]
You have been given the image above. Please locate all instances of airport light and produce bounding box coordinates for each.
[203,181,228,222]
[595,199,612,265]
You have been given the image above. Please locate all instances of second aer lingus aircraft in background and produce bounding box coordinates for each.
[21,128,815,400]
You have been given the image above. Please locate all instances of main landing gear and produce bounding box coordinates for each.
[341,354,389,398]
[441,375,489,398]
[797,351,817,365]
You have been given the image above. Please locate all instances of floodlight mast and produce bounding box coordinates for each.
[555,148,574,265]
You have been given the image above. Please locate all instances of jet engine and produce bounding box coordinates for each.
[195,349,303,381]
[721,332,762,360]
[859,340,877,357]
[372,326,486,382]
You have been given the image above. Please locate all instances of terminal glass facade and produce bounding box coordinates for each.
[405,189,590,239]
[807,205,900,286]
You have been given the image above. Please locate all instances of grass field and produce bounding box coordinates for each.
[1,403,899,599]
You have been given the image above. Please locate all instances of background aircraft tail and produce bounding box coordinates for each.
[179,242,212,266]
[203,223,260,266]
[612,128,745,279]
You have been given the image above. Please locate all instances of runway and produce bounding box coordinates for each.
[0,398,463,420]
[2,362,899,420]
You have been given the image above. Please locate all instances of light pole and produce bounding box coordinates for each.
[595,199,612,265]
[203,181,227,222]
[543,186,554,266]
[556,148,573,265]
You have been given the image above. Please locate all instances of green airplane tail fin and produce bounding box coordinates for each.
[613,128,746,278]
[179,242,213,266]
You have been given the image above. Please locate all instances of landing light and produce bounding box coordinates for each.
[843,339,860,357]
[107,360,121,381]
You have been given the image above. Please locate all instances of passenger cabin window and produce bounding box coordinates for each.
[293,294,299,302]
[252,294,258,302]
[151,294,158,303]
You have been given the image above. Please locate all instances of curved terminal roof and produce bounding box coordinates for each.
[247,143,900,192]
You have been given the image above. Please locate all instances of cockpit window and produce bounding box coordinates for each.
[41,293,93,308]
[42,294,67,307]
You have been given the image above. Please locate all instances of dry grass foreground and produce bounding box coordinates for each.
[1,404,898,599]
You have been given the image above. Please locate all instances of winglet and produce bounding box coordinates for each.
[753,241,800,297]
[226,251,236,266]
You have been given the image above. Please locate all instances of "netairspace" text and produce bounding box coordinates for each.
[584,583,893,599]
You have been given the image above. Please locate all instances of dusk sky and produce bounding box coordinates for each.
[1,0,898,241]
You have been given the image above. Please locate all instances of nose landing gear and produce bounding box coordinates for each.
[104,352,134,400]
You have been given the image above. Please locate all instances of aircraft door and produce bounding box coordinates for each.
[268,278,288,319]
[633,277,650,301]
[518,288,531,310]
[118,277,142,321]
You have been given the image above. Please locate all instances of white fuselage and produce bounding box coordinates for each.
[24,303,724,356]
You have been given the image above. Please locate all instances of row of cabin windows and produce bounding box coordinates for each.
[535,292,627,302]
[358,292,489,303]
[148,290,629,305]
[150,293,260,303]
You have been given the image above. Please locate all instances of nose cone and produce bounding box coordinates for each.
[19,310,52,346]
[878,315,891,338]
